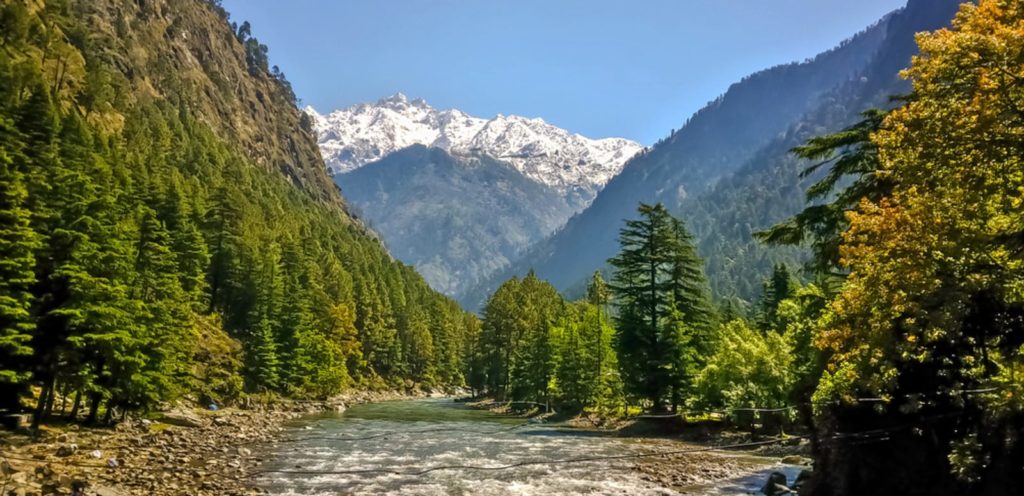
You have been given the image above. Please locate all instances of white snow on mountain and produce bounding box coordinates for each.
[305,93,642,196]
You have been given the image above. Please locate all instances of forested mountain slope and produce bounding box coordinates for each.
[686,0,966,299]
[75,0,340,205]
[339,145,574,296]
[463,0,963,308]
[0,0,474,420]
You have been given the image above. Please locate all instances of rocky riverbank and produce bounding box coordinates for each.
[0,391,435,496]
[463,397,814,493]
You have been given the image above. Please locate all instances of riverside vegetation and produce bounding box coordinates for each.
[0,0,475,426]
[469,2,1024,494]
[0,1,1022,496]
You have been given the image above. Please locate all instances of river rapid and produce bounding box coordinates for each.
[254,399,798,495]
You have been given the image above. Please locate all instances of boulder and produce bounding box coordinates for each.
[158,411,206,428]
[794,469,813,492]
[93,485,127,496]
[56,443,78,457]
[761,471,793,495]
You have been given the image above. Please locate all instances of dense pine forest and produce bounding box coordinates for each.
[0,0,475,426]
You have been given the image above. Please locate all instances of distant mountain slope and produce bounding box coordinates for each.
[686,0,966,299]
[311,95,642,297]
[339,145,573,296]
[463,0,963,309]
[307,94,642,207]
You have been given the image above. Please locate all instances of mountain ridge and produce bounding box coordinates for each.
[307,94,642,207]
[460,1,957,309]
[338,145,573,296]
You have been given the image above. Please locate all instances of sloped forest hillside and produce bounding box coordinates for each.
[0,0,475,424]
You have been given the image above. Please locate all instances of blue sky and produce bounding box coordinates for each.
[221,0,906,144]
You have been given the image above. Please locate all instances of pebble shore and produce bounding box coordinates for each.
[0,391,429,496]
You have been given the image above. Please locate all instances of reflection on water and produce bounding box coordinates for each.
[254,399,797,495]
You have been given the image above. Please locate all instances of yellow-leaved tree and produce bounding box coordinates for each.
[809,1,1024,494]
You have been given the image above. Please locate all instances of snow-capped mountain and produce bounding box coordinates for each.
[305,94,642,199]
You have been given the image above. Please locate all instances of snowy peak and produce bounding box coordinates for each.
[306,95,642,195]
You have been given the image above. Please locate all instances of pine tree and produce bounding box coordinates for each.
[608,203,678,410]
[126,206,192,408]
[667,217,717,356]
[586,271,610,408]
[609,203,711,411]
[402,308,435,383]
[553,304,589,410]
[205,185,243,313]
[0,117,39,399]
[171,215,210,307]
[755,264,798,332]
[507,272,561,408]
[756,109,891,275]
[247,318,281,393]
[480,277,522,398]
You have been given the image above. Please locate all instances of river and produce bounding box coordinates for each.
[254,399,798,495]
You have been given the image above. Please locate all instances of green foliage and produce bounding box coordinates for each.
[694,320,794,411]
[476,272,623,412]
[477,273,561,404]
[550,301,622,412]
[755,109,891,275]
[0,113,39,392]
[608,203,716,410]
[755,264,799,332]
[0,0,476,423]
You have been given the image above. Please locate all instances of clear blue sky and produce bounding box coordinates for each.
[221,0,906,144]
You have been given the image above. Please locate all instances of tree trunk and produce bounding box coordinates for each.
[595,306,603,410]
[86,391,102,425]
[43,380,58,419]
[59,382,69,416]
[67,389,82,421]
[31,374,55,430]
[103,400,114,424]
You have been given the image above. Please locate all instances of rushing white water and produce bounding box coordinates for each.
[254,399,798,495]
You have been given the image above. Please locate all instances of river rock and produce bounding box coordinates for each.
[56,443,78,456]
[159,411,206,428]
[93,485,127,496]
[793,469,813,492]
[761,471,792,495]
[781,455,811,465]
